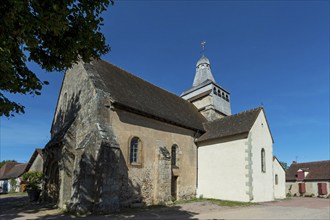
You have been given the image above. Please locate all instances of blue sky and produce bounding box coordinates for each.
[0,0,329,165]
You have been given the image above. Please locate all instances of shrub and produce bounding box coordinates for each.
[304,193,314,197]
[22,171,43,191]
[9,179,17,192]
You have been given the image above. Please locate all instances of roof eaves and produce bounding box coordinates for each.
[113,102,205,132]
[197,131,249,144]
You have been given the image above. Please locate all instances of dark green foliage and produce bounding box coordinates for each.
[280,161,289,170]
[22,171,43,190]
[9,178,18,192]
[0,160,17,168]
[0,0,113,117]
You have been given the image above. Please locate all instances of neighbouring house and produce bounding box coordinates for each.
[43,53,284,213]
[0,162,27,193]
[0,162,17,193]
[286,160,330,197]
[273,156,286,199]
[25,148,44,173]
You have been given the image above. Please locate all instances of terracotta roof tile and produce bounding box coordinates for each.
[286,160,330,181]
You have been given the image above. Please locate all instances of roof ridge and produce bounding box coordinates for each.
[209,106,263,123]
[292,160,330,164]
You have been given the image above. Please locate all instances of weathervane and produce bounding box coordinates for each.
[201,41,206,54]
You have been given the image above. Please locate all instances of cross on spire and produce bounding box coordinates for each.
[201,41,206,54]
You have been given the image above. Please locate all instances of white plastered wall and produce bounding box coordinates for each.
[197,137,250,202]
[273,158,286,199]
[249,111,274,202]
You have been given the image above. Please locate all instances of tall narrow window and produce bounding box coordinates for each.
[130,137,140,164]
[261,148,266,172]
[275,174,278,185]
[171,145,177,167]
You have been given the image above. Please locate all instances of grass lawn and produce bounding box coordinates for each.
[173,197,255,207]
[0,192,27,198]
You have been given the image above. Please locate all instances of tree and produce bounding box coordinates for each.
[0,160,17,168]
[280,161,289,170]
[0,0,113,117]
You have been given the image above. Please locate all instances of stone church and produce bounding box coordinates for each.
[43,53,283,213]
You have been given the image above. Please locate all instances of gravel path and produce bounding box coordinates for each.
[1,194,329,219]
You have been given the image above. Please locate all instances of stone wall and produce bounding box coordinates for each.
[45,62,199,214]
[29,154,43,172]
[111,108,198,206]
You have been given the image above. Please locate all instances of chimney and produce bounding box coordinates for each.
[292,161,297,164]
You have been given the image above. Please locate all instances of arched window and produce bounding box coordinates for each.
[130,137,141,164]
[171,145,177,167]
[213,87,217,95]
[261,148,266,172]
[275,174,278,185]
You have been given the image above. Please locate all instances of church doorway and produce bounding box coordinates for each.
[171,175,178,201]
[44,152,60,204]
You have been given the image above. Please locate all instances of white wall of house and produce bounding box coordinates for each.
[249,111,274,202]
[286,181,330,197]
[197,137,250,202]
[1,178,22,193]
[273,158,286,199]
[0,180,8,192]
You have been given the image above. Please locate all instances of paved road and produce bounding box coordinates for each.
[0,194,329,219]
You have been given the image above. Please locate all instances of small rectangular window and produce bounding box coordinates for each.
[275,174,278,185]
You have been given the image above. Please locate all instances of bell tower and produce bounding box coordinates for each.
[181,43,231,121]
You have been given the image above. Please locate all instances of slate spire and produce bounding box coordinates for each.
[192,54,216,87]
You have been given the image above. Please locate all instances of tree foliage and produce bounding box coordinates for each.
[280,161,289,170]
[9,178,18,192]
[22,171,44,190]
[0,0,113,117]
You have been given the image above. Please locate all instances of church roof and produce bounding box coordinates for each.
[193,54,215,87]
[196,54,210,66]
[85,59,207,131]
[197,107,263,142]
[286,160,330,181]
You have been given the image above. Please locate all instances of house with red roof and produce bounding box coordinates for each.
[0,162,27,193]
[286,160,330,197]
